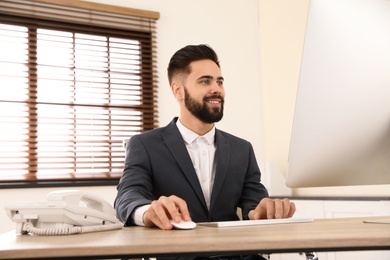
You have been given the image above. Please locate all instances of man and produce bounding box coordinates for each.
[115,44,295,231]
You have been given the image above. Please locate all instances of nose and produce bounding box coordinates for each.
[210,81,223,95]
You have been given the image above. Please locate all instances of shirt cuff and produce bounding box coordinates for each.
[132,204,151,226]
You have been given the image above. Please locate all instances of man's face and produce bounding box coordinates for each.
[182,60,225,123]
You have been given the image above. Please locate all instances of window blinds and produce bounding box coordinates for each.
[0,0,159,184]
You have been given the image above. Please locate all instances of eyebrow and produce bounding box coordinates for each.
[197,75,224,81]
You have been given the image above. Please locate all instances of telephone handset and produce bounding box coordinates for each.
[5,190,123,235]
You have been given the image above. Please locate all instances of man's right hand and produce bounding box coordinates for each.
[143,195,192,230]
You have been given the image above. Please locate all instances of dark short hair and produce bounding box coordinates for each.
[167,44,220,85]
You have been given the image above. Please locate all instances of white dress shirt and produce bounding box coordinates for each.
[131,119,217,226]
[176,119,216,210]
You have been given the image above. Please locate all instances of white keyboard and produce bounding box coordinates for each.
[198,218,313,228]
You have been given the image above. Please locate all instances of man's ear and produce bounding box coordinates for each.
[171,81,184,100]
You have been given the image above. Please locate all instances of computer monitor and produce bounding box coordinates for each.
[286,0,390,188]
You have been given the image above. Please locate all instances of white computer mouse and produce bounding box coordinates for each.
[170,219,197,230]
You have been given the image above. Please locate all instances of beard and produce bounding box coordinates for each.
[184,87,224,124]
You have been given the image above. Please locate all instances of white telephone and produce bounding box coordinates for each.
[5,190,123,235]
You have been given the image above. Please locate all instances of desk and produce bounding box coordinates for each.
[1,216,389,259]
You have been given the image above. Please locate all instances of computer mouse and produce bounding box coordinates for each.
[170,219,197,230]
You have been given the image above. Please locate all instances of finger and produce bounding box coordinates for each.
[169,195,191,222]
[263,198,276,219]
[251,198,296,220]
[150,195,191,229]
[287,201,296,218]
[278,198,296,218]
[281,198,292,218]
[274,199,296,218]
[253,198,275,219]
[143,204,165,229]
[273,199,284,219]
[157,196,185,228]
[248,209,256,220]
[145,199,172,229]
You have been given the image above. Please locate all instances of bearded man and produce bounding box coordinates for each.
[115,44,295,233]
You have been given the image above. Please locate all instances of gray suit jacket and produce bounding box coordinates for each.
[114,117,269,225]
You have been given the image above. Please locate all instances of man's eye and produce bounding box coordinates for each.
[201,80,209,84]
[217,81,224,86]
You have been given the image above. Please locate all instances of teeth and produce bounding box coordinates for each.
[207,100,220,104]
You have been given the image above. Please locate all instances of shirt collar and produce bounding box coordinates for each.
[176,119,215,145]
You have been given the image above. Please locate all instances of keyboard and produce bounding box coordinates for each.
[198,218,313,227]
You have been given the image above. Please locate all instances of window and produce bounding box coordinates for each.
[0,0,159,187]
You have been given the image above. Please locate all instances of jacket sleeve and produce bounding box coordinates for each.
[239,143,269,220]
[114,135,154,226]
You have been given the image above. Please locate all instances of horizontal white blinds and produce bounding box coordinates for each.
[0,0,159,183]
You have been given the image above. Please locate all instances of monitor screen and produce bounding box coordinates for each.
[286,0,390,188]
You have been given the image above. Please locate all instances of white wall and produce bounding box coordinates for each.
[97,0,266,159]
[103,0,264,145]
[0,0,264,234]
[259,0,309,181]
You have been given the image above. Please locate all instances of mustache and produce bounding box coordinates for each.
[204,94,224,101]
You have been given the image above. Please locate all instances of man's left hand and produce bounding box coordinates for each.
[248,198,296,220]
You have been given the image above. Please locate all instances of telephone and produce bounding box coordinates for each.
[5,190,123,235]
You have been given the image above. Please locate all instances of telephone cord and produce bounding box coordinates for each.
[24,222,123,235]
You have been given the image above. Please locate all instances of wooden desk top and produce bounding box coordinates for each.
[1,216,389,259]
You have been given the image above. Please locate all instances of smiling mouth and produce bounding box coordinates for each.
[207,99,221,104]
[205,95,223,105]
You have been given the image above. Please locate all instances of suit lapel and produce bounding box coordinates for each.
[210,129,230,209]
[162,118,207,210]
